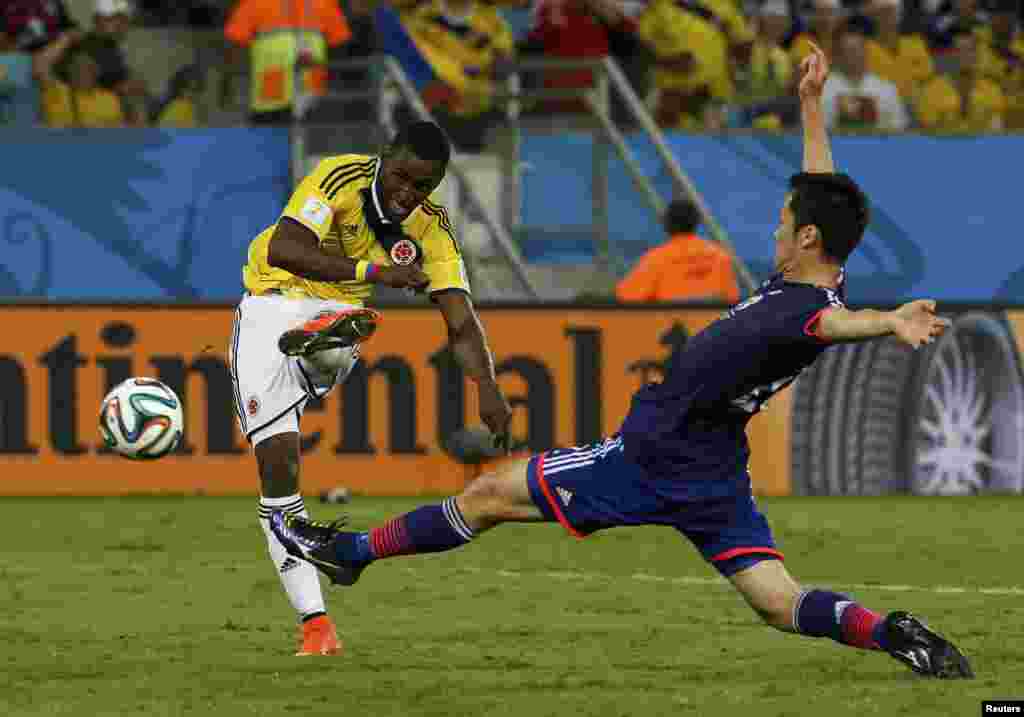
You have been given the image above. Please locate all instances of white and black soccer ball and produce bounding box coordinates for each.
[99,377,184,460]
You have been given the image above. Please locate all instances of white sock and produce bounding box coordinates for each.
[258,494,327,621]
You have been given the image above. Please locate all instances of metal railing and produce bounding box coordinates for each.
[495,56,757,294]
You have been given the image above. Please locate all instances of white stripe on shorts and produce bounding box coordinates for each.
[544,458,596,476]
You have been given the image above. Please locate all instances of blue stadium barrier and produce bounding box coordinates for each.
[0,128,1021,303]
[522,133,1024,304]
[0,128,289,301]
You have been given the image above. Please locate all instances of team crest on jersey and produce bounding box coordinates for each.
[390,238,420,266]
[247,396,260,417]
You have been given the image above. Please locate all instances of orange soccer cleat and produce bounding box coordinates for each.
[295,614,342,656]
[278,308,381,357]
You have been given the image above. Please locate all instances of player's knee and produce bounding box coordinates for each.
[458,473,513,523]
[750,591,798,631]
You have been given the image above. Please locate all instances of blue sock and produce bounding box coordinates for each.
[794,589,884,650]
[795,589,848,641]
[333,497,475,564]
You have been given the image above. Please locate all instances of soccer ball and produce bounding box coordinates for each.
[99,377,184,460]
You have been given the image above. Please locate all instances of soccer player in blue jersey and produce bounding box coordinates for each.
[269,43,973,678]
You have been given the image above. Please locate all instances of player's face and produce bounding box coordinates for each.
[837,34,867,77]
[774,195,797,271]
[378,151,446,222]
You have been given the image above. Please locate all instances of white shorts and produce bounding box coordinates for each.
[230,293,361,446]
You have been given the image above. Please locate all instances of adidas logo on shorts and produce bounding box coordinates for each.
[280,557,301,574]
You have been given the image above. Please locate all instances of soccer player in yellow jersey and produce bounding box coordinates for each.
[232,121,513,656]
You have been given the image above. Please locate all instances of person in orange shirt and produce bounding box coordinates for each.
[224,0,352,124]
[616,198,740,304]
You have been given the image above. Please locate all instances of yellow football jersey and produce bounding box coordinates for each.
[243,154,470,304]
[864,35,934,102]
[915,75,1007,133]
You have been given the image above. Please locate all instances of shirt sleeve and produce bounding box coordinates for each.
[224,0,258,46]
[418,204,471,295]
[279,162,338,241]
[781,286,845,344]
[718,252,740,305]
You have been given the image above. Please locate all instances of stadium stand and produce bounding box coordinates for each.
[4,0,1023,296]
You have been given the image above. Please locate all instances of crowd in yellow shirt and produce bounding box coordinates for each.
[18,0,1024,137]
[607,0,1024,133]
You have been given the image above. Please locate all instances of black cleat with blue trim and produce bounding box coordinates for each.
[269,511,367,587]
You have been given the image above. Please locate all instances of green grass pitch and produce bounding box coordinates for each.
[2,496,1021,716]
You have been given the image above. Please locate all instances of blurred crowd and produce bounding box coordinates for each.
[0,0,204,127]
[1,0,1022,141]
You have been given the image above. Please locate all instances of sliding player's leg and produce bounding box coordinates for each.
[729,560,972,678]
[706,489,973,678]
[269,454,549,586]
[270,435,666,585]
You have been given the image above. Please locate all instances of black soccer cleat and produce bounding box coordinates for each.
[879,611,974,679]
[269,511,367,587]
[278,308,381,358]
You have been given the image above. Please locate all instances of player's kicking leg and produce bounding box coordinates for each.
[269,456,546,585]
[235,296,377,656]
[728,559,974,679]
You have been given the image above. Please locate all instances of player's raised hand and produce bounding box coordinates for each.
[477,379,513,455]
[890,300,951,349]
[798,41,830,103]
[373,265,431,291]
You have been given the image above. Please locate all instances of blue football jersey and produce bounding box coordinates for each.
[620,273,845,481]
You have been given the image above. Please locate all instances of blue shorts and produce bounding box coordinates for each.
[525,435,782,577]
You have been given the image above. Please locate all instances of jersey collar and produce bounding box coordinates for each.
[369,157,391,225]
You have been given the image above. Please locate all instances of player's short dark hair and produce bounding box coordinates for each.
[388,121,451,167]
[663,198,702,235]
[788,172,869,263]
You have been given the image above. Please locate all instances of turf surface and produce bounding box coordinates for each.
[2,496,1021,716]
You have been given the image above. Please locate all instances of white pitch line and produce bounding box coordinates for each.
[454,566,1024,597]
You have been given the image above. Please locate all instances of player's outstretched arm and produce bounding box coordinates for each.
[817,300,951,348]
[268,218,429,290]
[798,41,834,174]
[434,290,513,452]
[268,218,362,281]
